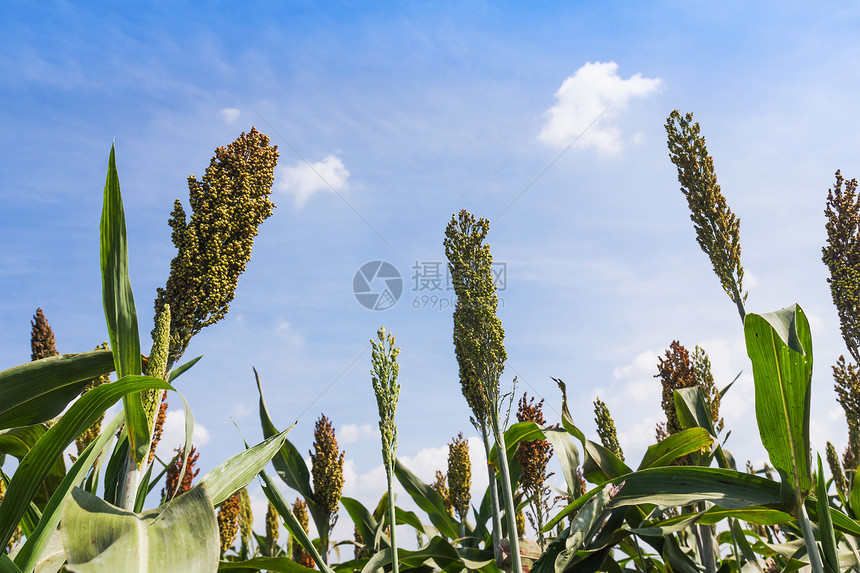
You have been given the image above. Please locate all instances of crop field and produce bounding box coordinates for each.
[3,4,860,573]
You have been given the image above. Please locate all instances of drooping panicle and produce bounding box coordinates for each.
[666,110,746,321]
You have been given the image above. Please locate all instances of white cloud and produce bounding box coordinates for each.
[277,155,350,208]
[339,423,378,444]
[155,409,211,460]
[220,108,240,123]
[538,61,661,155]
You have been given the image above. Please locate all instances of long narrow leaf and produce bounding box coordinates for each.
[543,466,782,533]
[200,425,294,507]
[217,557,315,572]
[816,455,839,571]
[100,144,146,464]
[638,428,713,469]
[0,350,114,430]
[259,469,335,573]
[255,369,329,539]
[394,459,460,540]
[0,375,169,549]
[0,424,66,510]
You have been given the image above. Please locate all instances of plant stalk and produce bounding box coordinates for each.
[490,409,522,573]
[797,501,825,573]
[481,421,503,565]
[387,476,399,573]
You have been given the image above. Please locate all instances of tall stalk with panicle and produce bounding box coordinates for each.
[310,414,344,564]
[823,172,860,473]
[370,327,401,573]
[444,209,520,572]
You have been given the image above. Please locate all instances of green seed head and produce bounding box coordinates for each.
[666,111,746,315]
[371,327,401,475]
[447,433,471,522]
[593,397,623,462]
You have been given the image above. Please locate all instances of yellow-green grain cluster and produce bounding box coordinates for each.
[443,210,506,423]
[593,397,623,461]
[217,490,242,557]
[447,433,471,522]
[153,128,279,365]
[666,110,746,319]
[310,414,344,515]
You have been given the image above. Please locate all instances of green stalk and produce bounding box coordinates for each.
[387,477,398,573]
[489,408,522,573]
[797,502,825,573]
[481,421,503,564]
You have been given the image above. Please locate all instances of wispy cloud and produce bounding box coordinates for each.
[538,61,661,155]
[220,107,240,123]
[277,155,350,208]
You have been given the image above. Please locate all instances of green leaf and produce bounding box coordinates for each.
[816,455,840,571]
[341,497,383,551]
[0,376,169,552]
[217,557,316,572]
[543,466,782,533]
[255,369,329,540]
[582,439,632,485]
[0,424,66,510]
[100,144,147,465]
[638,427,713,469]
[61,483,219,572]
[540,428,580,496]
[744,304,813,510]
[673,386,732,469]
[259,469,335,573]
[200,424,294,507]
[167,355,203,384]
[0,555,23,573]
[11,529,65,573]
[13,413,124,572]
[393,459,461,540]
[532,483,619,573]
[0,350,114,430]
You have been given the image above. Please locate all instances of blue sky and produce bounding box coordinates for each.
[3,0,860,549]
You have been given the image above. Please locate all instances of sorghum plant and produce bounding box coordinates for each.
[218,490,242,557]
[370,326,401,573]
[447,433,471,538]
[444,209,517,569]
[30,308,58,361]
[162,445,200,502]
[593,397,623,461]
[666,110,747,323]
[153,128,279,367]
[516,394,553,549]
[310,414,344,564]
